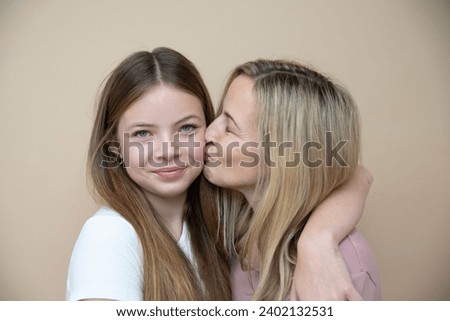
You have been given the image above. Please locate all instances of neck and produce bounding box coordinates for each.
[145,192,187,241]
[241,187,261,211]
[240,186,263,269]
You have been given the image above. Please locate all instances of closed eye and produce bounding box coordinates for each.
[225,121,235,134]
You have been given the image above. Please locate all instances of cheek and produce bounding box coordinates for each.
[182,132,205,170]
[231,143,262,181]
[228,140,261,166]
[193,139,205,161]
[191,141,205,172]
[123,143,148,168]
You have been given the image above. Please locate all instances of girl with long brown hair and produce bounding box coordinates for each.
[67,48,230,300]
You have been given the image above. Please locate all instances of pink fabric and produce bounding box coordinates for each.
[232,229,381,300]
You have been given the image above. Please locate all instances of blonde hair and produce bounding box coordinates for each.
[220,59,360,300]
[88,48,230,300]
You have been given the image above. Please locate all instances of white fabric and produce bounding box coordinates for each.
[66,207,194,301]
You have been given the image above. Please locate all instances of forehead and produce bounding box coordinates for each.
[120,84,205,125]
[222,75,257,123]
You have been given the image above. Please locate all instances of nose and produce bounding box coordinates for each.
[205,118,219,143]
[151,134,177,161]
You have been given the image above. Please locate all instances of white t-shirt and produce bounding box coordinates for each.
[66,207,195,301]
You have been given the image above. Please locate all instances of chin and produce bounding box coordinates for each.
[203,167,219,185]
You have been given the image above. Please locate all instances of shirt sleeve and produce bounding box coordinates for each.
[66,210,144,301]
[339,229,382,300]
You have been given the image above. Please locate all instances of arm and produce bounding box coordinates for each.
[290,166,373,300]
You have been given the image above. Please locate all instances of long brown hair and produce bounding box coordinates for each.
[87,48,230,300]
[219,59,361,300]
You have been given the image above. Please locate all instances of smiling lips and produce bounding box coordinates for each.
[153,167,186,179]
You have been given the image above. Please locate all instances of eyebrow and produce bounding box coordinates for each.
[125,115,203,131]
[223,111,240,130]
[174,115,203,126]
[125,123,155,131]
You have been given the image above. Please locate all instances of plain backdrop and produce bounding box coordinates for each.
[0,0,449,300]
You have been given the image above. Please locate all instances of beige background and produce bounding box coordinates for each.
[0,0,449,300]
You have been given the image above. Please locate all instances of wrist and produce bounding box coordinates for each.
[297,229,338,253]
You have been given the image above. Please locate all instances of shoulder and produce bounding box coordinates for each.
[71,207,142,261]
[79,207,137,241]
[74,207,141,254]
[339,229,376,274]
[339,229,381,300]
[85,207,133,229]
[66,207,143,301]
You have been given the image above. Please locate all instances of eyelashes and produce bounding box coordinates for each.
[131,124,199,139]
[133,130,151,138]
[179,124,198,133]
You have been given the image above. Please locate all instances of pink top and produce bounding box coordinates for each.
[232,229,381,300]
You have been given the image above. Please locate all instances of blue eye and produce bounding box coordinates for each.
[134,130,150,138]
[179,124,196,132]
